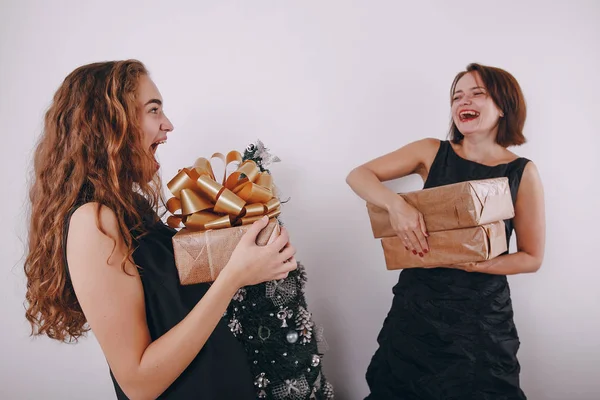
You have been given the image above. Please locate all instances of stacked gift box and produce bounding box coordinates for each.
[366,177,515,270]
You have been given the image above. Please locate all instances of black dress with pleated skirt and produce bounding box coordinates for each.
[365,140,530,400]
[64,203,256,399]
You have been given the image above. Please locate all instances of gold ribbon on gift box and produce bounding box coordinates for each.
[166,150,281,231]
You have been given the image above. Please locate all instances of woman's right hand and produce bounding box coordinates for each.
[387,198,429,256]
[223,216,298,288]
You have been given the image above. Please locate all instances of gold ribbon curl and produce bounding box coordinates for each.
[166,150,281,231]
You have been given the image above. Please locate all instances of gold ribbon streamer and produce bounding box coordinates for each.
[166,150,281,231]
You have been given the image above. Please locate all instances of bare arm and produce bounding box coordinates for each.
[346,138,440,253]
[67,205,296,400]
[455,162,546,275]
[345,138,440,210]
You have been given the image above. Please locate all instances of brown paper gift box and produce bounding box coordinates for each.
[366,177,514,237]
[173,219,280,285]
[380,221,507,270]
[165,150,283,285]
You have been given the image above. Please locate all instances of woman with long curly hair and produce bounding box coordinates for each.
[24,59,297,399]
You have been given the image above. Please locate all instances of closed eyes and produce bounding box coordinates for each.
[452,90,486,101]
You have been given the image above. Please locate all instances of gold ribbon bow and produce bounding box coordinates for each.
[166,150,281,231]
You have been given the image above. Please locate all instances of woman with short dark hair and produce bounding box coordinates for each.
[347,63,545,399]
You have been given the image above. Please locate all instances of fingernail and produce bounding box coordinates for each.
[423,249,428,254]
[419,252,423,257]
[405,246,409,250]
[412,250,417,255]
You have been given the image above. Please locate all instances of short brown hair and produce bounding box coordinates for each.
[449,63,527,147]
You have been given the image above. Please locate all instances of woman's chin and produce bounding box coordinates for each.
[457,124,485,136]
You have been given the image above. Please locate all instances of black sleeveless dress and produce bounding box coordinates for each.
[365,140,530,400]
[64,205,256,399]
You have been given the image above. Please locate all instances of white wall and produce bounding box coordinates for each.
[1,1,599,399]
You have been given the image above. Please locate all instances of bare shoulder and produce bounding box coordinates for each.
[522,159,540,176]
[514,160,545,215]
[358,137,442,182]
[69,202,119,233]
[67,202,135,275]
[415,137,442,163]
[418,137,443,149]
[519,160,544,193]
[411,138,442,176]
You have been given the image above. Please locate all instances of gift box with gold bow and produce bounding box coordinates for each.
[166,150,282,285]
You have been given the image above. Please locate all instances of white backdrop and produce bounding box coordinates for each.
[1,1,599,399]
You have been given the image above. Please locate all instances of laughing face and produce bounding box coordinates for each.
[451,71,503,137]
[137,74,174,170]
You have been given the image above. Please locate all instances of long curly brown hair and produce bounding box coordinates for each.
[24,60,163,342]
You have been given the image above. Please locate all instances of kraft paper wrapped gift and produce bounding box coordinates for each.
[381,221,507,270]
[172,220,280,284]
[366,177,514,237]
[166,150,282,285]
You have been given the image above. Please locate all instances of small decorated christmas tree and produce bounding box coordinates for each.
[224,140,335,399]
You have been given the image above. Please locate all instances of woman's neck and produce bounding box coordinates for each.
[459,134,504,164]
